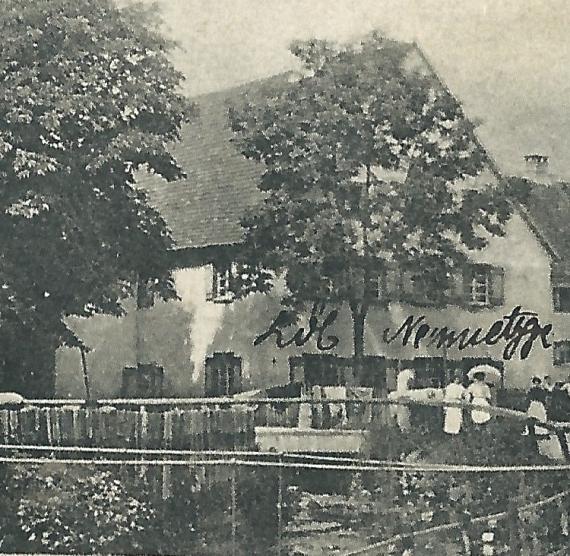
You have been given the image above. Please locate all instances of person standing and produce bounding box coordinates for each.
[523,377,548,437]
[443,373,467,435]
[543,375,554,393]
[549,381,570,459]
[467,371,492,426]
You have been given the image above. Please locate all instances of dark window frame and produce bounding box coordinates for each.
[463,263,504,308]
[207,261,236,304]
[553,341,570,366]
[553,286,570,313]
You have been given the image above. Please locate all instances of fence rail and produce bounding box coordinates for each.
[21,396,570,432]
[0,405,255,450]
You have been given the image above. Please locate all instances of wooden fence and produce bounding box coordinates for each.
[0,405,255,451]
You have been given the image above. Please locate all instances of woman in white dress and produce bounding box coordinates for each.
[467,372,492,425]
[444,373,467,434]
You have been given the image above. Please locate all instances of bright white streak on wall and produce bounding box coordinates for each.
[174,266,225,382]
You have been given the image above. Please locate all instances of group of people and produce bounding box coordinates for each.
[443,371,493,435]
[526,375,570,424]
[388,367,495,434]
[523,375,570,458]
[391,367,570,452]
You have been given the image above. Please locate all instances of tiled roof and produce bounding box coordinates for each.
[138,51,570,262]
[519,180,570,262]
[138,73,293,249]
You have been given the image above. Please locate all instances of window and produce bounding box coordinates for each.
[207,261,264,303]
[412,357,446,388]
[553,286,570,312]
[121,364,164,397]
[464,264,504,307]
[207,262,235,303]
[554,341,570,366]
[205,352,242,396]
[398,272,444,306]
[382,264,504,308]
[469,267,490,305]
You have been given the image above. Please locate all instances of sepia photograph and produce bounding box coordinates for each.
[0,1,569,554]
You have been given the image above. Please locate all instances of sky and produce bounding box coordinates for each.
[146,0,570,179]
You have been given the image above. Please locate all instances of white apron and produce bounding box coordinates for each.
[443,383,465,434]
[471,397,491,424]
[467,382,491,424]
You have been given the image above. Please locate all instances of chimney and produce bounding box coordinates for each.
[524,153,549,177]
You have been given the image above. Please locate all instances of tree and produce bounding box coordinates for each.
[229,34,518,367]
[0,0,191,396]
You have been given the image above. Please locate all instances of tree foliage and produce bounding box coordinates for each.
[0,0,191,393]
[229,34,518,357]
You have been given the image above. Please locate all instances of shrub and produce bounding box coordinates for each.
[0,464,155,554]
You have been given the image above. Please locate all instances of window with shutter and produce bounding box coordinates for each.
[463,263,503,307]
[553,341,570,366]
[489,267,505,306]
[553,286,570,312]
[207,262,235,303]
[470,267,490,305]
[401,272,441,306]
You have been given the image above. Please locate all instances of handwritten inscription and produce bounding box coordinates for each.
[255,304,553,361]
[383,306,552,360]
[254,303,340,351]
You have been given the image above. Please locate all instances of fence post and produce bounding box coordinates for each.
[138,406,148,481]
[162,410,173,500]
[277,452,283,556]
[231,458,237,556]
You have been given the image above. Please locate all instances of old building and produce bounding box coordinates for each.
[55,46,570,399]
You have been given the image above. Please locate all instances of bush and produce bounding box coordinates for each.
[0,464,155,554]
[361,419,569,553]
[0,462,293,555]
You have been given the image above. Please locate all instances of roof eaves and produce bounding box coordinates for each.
[412,41,559,261]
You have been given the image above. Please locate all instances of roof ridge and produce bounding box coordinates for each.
[189,71,297,101]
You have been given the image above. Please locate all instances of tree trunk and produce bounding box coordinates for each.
[352,307,366,359]
[351,304,367,385]
[80,347,91,403]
